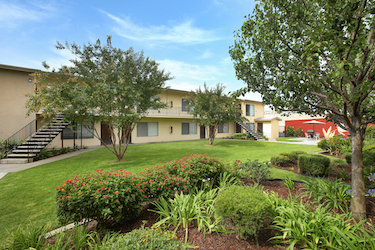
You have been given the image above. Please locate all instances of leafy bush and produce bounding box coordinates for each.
[241,160,271,182]
[303,178,351,212]
[270,155,290,167]
[286,126,295,137]
[280,151,306,163]
[215,185,271,243]
[267,194,375,250]
[295,127,304,137]
[102,226,189,250]
[226,133,252,140]
[163,153,226,188]
[298,154,331,176]
[286,126,304,137]
[5,224,50,250]
[317,135,350,156]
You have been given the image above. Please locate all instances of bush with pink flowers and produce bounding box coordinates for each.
[56,154,224,228]
[163,153,226,187]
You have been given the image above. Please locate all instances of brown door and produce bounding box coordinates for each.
[257,123,263,134]
[236,123,242,133]
[101,123,112,145]
[200,125,206,139]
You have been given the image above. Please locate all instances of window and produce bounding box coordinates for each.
[218,123,229,133]
[182,99,189,111]
[246,104,255,116]
[61,123,94,139]
[182,122,197,135]
[137,122,158,137]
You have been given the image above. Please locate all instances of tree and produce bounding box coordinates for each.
[188,83,247,145]
[26,36,171,161]
[229,0,375,219]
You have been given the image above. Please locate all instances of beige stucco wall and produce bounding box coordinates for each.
[0,66,37,141]
[132,118,200,143]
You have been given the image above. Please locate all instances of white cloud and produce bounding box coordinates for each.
[198,50,214,59]
[102,11,223,45]
[158,59,223,82]
[0,1,56,28]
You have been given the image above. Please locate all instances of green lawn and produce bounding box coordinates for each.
[0,139,319,246]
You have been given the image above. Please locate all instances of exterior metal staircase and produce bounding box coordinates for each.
[2,115,69,163]
[236,122,265,141]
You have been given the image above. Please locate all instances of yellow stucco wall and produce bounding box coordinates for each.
[0,66,37,141]
[132,118,200,143]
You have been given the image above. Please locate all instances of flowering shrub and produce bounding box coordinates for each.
[56,169,143,227]
[162,154,226,187]
[56,168,189,228]
[137,166,189,199]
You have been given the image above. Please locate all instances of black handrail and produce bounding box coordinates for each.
[3,119,38,155]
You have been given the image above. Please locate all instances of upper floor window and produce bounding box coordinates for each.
[246,104,255,116]
[182,99,189,111]
[218,123,229,133]
[137,122,158,137]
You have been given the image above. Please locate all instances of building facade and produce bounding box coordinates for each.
[1,64,279,152]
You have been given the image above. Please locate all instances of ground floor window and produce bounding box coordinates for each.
[182,122,197,135]
[218,123,229,133]
[61,123,94,139]
[137,122,158,137]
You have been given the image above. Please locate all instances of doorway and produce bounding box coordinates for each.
[257,123,263,134]
[200,125,206,139]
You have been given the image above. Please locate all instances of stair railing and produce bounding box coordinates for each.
[2,119,38,158]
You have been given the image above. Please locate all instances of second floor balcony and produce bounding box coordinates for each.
[146,106,194,118]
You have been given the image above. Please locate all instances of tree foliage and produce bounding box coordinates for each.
[26,36,171,161]
[188,83,246,145]
[229,0,375,219]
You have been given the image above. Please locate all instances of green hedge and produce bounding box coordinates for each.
[298,154,331,176]
[215,185,271,242]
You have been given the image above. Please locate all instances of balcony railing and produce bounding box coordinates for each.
[146,107,193,117]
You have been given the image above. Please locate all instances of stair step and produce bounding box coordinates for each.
[12,149,41,153]
[40,128,63,132]
[29,138,53,141]
[1,158,32,164]
[7,153,37,158]
[22,141,50,145]
[37,131,60,135]
[18,145,45,149]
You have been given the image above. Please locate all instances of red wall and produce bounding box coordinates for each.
[285,118,349,138]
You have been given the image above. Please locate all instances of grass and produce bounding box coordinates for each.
[0,139,319,247]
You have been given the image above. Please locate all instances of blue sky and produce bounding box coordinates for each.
[0,0,261,101]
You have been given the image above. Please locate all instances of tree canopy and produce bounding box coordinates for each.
[229,0,375,219]
[187,83,246,145]
[26,36,171,161]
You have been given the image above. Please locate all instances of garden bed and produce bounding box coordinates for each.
[43,152,375,249]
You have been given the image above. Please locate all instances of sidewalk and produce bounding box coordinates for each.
[0,145,104,179]
[267,137,321,145]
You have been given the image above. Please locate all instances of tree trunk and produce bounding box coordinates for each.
[350,126,366,220]
[208,126,216,145]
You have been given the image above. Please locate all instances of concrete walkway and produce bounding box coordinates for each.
[0,145,104,180]
[267,137,321,145]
